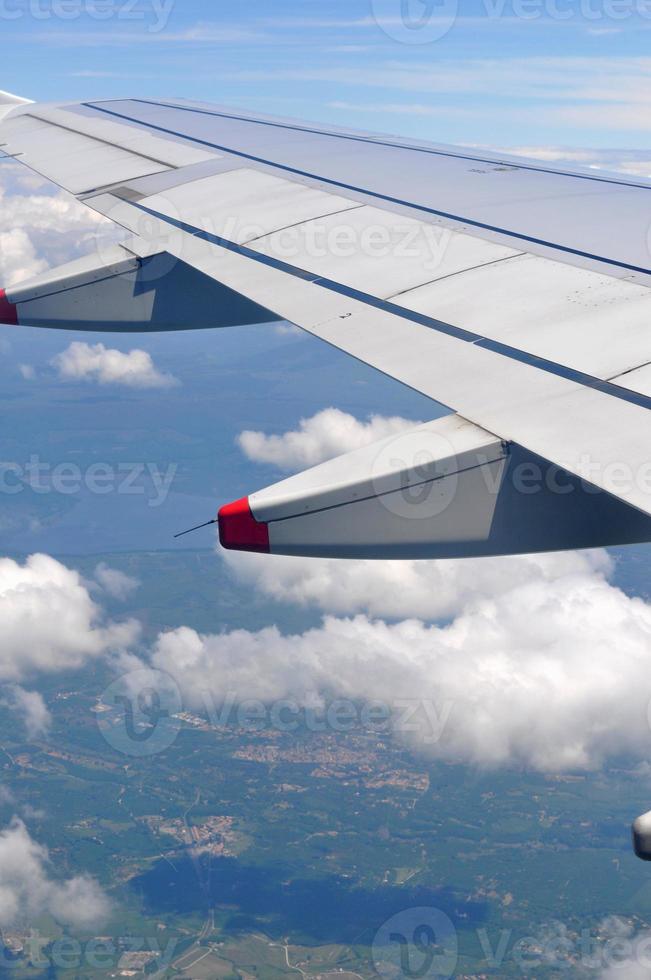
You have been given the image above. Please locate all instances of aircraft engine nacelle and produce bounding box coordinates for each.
[0,243,277,332]
[633,812,651,860]
[218,414,651,560]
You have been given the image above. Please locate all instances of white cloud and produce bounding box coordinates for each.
[557,103,651,133]
[600,959,650,978]
[595,918,651,978]
[328,99,472,119]
[223,548,607,621]
[0,818,110,929]
[0,228,46,285]
[157,549,651,772]
[498,917,651,976]
[4,687,51,740]
[51,342,179,390]
[274,323,303,337]
[464,143,651,177]
[237,56,651,106]
[0,171,119,289]
[39,24,268,46]
[0,554,138,683]
[237,408,421,470]
[0,787,15,807]
[224,412,651,772]
[18,363,35,380]
[246,56,651,136]
[93,563,140,601]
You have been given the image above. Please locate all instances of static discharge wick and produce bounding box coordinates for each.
[174,519,217,539]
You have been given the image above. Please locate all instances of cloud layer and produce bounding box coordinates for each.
[213,411,651,773]
[157,547,651,772]
[223,548,607,621]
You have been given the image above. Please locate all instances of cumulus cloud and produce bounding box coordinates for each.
[223,549,608,621]
[0,554,138,683]
[227,415,651,772]
[4,687,51,739]
[0,818,110,929]
[93,563,140,601]
[237,408,421,470]
[51,342,179,389]
[156,550,651,772]
[0,227,46,285]
[0,167,119,288]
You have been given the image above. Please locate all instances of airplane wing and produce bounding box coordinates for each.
[3,92,651,559]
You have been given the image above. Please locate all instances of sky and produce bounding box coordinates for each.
[3,1,651,962]
[2,0,651,153]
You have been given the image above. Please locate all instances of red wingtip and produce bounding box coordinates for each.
[218,497,270,553]
[0,290,18,326]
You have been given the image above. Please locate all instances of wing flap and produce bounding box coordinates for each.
[80,98,651,284]
[132,167,363,242]
[1,114,170,193]
[394,253,651,380]
[102,170,651,388]
[611,363,651,397]
[0,103,218,194]
[249,204,521,299]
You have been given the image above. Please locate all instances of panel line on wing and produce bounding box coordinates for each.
[25,112,178,169]
[385,253,527,299]
[127,198,651,414]
[84,103,651,281]
[96,97,651,195]
[245,204,365,243]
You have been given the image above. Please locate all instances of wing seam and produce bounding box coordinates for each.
[96,97,651,194]
[84,103,651,281]
[127,198,651,414]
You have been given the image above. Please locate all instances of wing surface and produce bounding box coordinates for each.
[3,95,651,523]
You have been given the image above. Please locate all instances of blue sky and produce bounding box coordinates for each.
[2,0,651,149]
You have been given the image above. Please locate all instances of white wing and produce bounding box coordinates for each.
[3,93,651,558]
